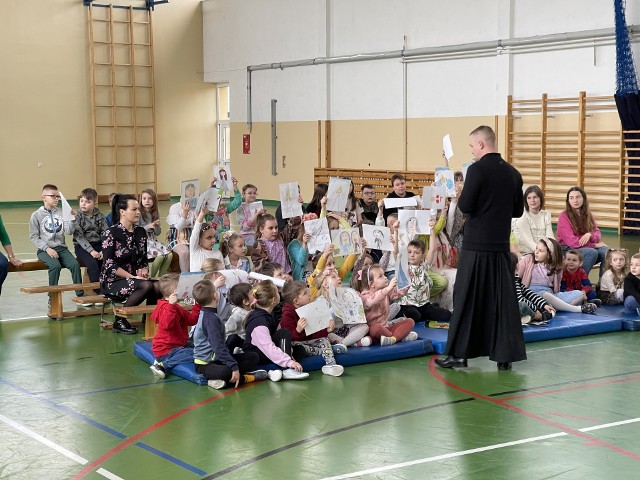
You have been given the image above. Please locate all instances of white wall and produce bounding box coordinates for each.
[203,0,640,121]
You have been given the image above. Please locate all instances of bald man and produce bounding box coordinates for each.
[435,126,526,371]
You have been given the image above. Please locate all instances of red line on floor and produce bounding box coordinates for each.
[428,357,640,461]
[500,375,640,401]
[71,382,258,480]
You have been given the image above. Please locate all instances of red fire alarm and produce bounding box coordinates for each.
[243,134,250,154]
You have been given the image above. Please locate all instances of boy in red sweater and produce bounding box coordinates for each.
[150,273,203,379]
[279,281,345,376]
[561,249,601,305]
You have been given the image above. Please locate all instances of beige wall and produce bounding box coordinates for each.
[0,0,215,202]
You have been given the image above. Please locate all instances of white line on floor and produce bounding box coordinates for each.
[318,417,640,480]
[0,413,124,480]
[530,341,606,352]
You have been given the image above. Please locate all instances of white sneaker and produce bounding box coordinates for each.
[331,343,348,355]
[355,336,372,347]
[521,315,532,325]
[78,301,94,307]
[380,335,397,346]
[149,362,166,379]
[321,364,344,377]
[282,368,309,380]
[207,379,226,390]
[268,370,283,382]
[401,331,418,342]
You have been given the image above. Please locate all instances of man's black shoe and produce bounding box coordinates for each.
[435,355,467,369]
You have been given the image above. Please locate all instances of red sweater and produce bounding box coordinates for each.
[279,302,328,341]
[561,268,592,295]
[151,300,202,357]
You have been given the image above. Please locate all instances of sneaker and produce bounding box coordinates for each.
[581,303,597,314]
[402,331,418,342]
[380,335,397,346]
[245,370,268,383]
[521,315,532,325]
[207,379,226,389]
[149,362,166,379]
[540,311,553,323]
[268,370,283,382]
[590,298,602,307]
[355,336,372,347]
[233,347,244,355]
[77,300,94,307]
[282,368,309,380]
[321,364,344,377]
[331,343,348,355]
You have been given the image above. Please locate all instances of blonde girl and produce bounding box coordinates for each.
[236,184,265,248]
[315,269,371,347]
[357,264,415,345]
[517,237,597,314]
[138,189,172,277]
[598,248,628,305]
[242,280,309,381]
[220,231,253,273]
[189,205,223,272]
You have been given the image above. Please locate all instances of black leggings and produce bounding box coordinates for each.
[124,280,161,307]
[399,303,451,323]
[195,352,260,382]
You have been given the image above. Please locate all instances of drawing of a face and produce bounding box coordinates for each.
[185,184,195,199]
[340,231,350,246]
[351,231,359,250]
[406,217,418,235]
[373,230,383,241]
[219,168,227,180]
[342,291,355,303]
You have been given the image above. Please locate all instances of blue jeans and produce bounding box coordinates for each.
[155,347,194,371]
[624,296,640,313]
[574,246,608,278]
[0,252,8,296]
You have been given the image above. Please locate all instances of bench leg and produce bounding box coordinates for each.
[49,292,63,320]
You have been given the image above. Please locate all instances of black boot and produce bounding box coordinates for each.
[435,355,467,369]
[497,362,512,371]
[113,317,137,335]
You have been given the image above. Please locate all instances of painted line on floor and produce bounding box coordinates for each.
[199,367,640,479]
[529,341,606,352]
[70,383,259,480]
[427,357,640,461]
[54,378,185,398]
[318,417,640,480]
[0,413,123,480]
[499,374,640,401]
[0,376,206,476]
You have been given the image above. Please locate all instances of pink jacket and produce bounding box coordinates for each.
[556,211,601,249]
[517,254,561,293]
[360,287,402,327]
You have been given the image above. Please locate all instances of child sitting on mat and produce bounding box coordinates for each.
[150,273,202,379]
[623,253,640,314]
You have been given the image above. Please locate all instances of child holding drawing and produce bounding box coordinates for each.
[189,205,224,272]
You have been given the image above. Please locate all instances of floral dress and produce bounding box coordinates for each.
[100,223,148,299]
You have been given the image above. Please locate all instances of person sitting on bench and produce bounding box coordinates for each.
[0,213,22,296]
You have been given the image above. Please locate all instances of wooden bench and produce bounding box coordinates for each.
[8,259,48,273]
[20,282,102,320]
[112,303,194,340]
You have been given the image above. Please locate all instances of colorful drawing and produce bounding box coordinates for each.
[295,298,332,336]
[362,224,393,252]
[395,250,411,290]
[431,186,446,210]
[326,177,351,212]
[213,166,233,198]
[195,187,222,213]
[304,217,331,254]
[398,210,431,238]
[279,182,303,219]
[176,272,206,301]
[435,167,456,197]
[180,179,200,209]
[330,228,360,257]
[329,285,366,325]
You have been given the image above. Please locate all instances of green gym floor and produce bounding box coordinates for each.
[2,203,640,479]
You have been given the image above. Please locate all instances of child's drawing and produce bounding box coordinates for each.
[362,224,393,251]
[431,186,446,210]
[213,166,232,198]
[217,269,249,288]
[279,182,303,219]
[195,187,222,214]
[395,250,411,290]
[295,298,332,336]
[180,179,200,209]
[435,167,456,197]
[326,177,351,212]
[330,228,360,257]
[329,285,366,325]
[176,272,206,301]
[304,217,331,254]
[398,210,430,238]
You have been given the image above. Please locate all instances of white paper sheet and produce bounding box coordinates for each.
[304,217,331,254]
[217,269,250,288]
[176,272,207,300]
[195,187,222,213]
[279,182,303,219]
[296,299,332,336]
[462,162,473,180]
[431,186,446,210]
[443,134,454,160]
[383,197,418,209]
[326,177,351,212]
[57,192,75,222]
[248,271,286,288]
[362,224,394,252]
[398,209,431,238]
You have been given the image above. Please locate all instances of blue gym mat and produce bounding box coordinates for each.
[414,309,626,354]
[596,305,640,331]
[134,338,434,386]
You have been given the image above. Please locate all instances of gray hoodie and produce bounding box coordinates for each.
[29,206,76,251]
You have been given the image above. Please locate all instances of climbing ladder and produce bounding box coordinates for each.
[87,3,157,197]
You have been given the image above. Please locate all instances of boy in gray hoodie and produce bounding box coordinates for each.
[29,184,84,300]
[73,188,107,288]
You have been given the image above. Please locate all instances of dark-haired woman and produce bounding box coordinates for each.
[100,195,161,334]
[556,186,608,277]
[513,185,554,255]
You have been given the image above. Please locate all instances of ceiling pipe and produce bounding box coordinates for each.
[246,25,639,129]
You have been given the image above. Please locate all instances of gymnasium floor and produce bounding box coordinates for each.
[2,203,640,479]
